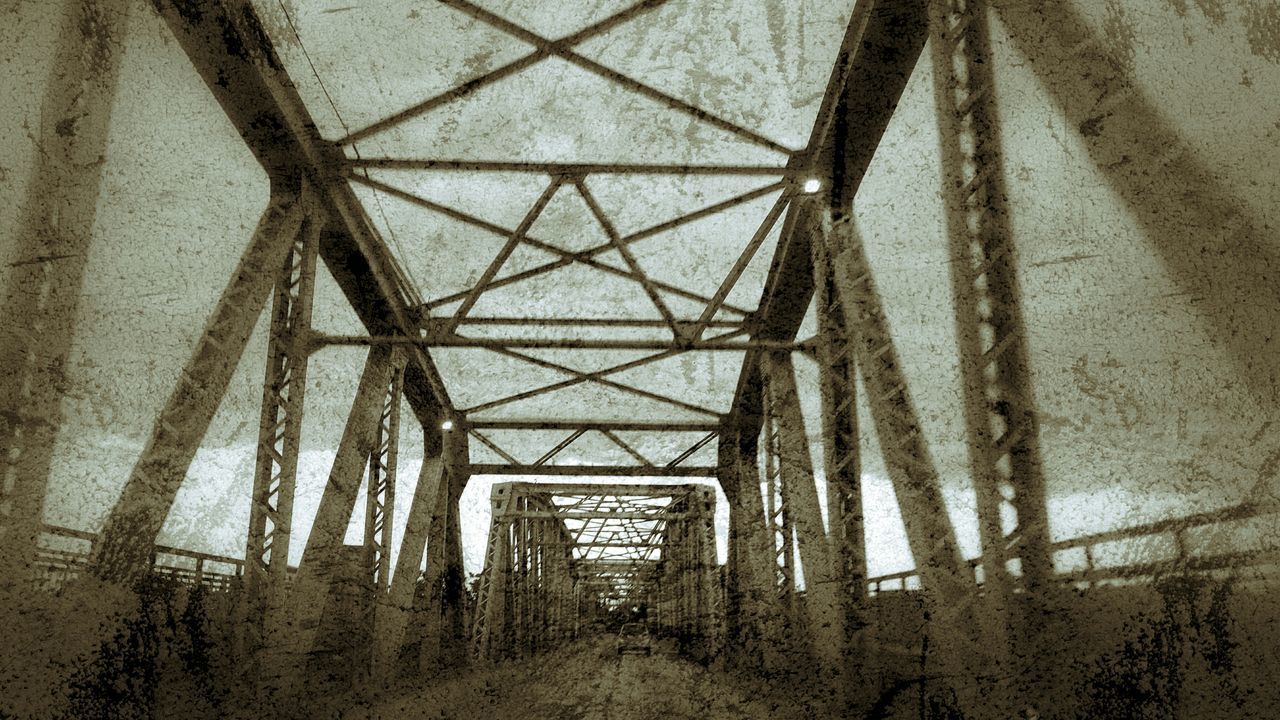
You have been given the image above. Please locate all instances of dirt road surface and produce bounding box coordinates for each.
[350,640,836,719]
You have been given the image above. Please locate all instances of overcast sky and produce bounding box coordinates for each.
[3,0,1279,580]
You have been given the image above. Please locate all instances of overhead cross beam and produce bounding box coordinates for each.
[348,159,790,175]
[436,0,792,155]
[356,174,784,316]
[457,328,748,415]
[313,333,811,353]
[339,0,675,145]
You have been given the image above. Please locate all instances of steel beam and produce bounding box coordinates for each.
[812,205,871,701]
[467,420,721,432]
[338,0,674,145]
[417,429,468,672]
[362,360,404,690]
[929,0,1053,703]
[438,452,470,665]
[439,0,789,155]
[373,429,444,682]
[242,198,322,679]
[720,431,785,670]
[483,483,707,497]
[821,214,997,710]
[347,159,789,175]
[365,361,404,595]
[762,353,844,671]
[262,346,395,700]
[88,183,308,584]
[0,0,129,588]
[150,0,452,428]
[469,464,718,477]
[504,512,687,521]
[726,0,929,445]
[314,333,810,353]
[471,484,514,660]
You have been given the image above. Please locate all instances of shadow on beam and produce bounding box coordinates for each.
[994,0,1280,399]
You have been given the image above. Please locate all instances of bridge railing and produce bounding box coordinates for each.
[32,524,245,592]
[868,499,1280,595]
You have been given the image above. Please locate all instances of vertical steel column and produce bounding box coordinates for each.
[365,361,403,596]
[471,484,513,660]
[695,486,722,657]
[812,203,873,702]
[761,352,845,672]
[731,430,786,670]
[262,345,395,699]
[514,497,529,655]
[761,416,794,612]
[90,182,309,584]
[439,439,469,665]
[929,0,1053,670]
[820,211,999,714]
[417,446,453,672]
[0,0,129,587]
[374,429,443,681]
[362,360,403,689]
[242,207,321,672]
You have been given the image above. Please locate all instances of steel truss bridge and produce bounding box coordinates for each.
[470,483,720,660]
[2,0,1278,718]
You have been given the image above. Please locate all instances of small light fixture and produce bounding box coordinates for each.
[441,419,455,431]
[802,178,822,194]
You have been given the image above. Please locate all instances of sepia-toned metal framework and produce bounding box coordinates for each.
[470,482,720,660]
[3,0,1278,718]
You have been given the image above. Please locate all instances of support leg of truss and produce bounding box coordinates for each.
[821,212,1004,716]
[471,483,513,660]
[373,436,443,681]
[812,219,874,706]
[0,0,129,588]
[89,181,309,585]
[439,438,471,667]
[261,345,395,701]
[242,203,322,686]
[719,430,785,671]
[363,363,405,688]
[761,352,845,674]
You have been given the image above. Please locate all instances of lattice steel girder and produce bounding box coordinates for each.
[242,198,322,679]
[929,0,1053,653]
[761,352,845,672]
[718,430,787,671]
[365,362,405,594]
[493,483,710,498]
[820,213,1001,709]
[0,0,129,588]
[507,512,686,521]
[471,484,514,660]
[373,429,444,682]
[471,482,716,659]
[422,431,471,670]
[87,181,309,585]
[261,346,397,699]
[362,360,404,689]
[467,419,721,432]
